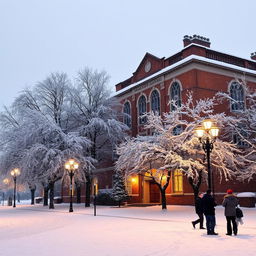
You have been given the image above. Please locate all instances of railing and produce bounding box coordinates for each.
[206,50,245,68]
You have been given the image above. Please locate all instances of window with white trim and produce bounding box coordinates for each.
[233,125,249,148]
[230,82,245,111]
[123,102,131,128]
[138,95,147,124]
[151,90,160,113]
[170,82,181,111]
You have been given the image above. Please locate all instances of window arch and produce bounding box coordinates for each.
[138,95,147,124]
[170,81,181,111]
[150,89,160,113]
[229,81,245,111]
[123,101,131,128]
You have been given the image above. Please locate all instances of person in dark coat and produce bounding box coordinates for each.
[222,189,239,236]
[201,189,218,235]
[191,192,205,229]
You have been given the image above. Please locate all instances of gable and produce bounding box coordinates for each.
[132,53,164,82]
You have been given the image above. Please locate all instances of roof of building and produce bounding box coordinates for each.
[113,53,256,97]
[114,36,256,97]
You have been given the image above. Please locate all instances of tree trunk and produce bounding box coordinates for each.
[76,184,81,204]
[151,171,171,210]
[49,182,55,209]
[188,170,203,205]
[43,186,49,206]
[160,189,167,210]
[118,200,121,208]
[30,188,36,205]
[85,176,91,207]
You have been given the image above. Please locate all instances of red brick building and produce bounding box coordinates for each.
[112,35,256,205]
[62,35,256,206]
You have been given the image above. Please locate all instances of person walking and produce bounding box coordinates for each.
[222,189,238,236]
[192,192,205,229]
[201,189,218,235]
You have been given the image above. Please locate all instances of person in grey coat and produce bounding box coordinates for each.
[222,189,239,236]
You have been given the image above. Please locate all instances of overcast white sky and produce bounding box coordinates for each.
[0,0,255,108]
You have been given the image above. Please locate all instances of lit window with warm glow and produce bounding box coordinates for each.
[173,170,183,193]
[126,176,133,195]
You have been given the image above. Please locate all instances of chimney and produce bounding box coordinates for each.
[183,35,211,48]
[251,52,256,61]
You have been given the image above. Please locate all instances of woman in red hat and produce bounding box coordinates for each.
[222,189,239,236]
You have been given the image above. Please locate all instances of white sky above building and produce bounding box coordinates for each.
[0,0,255,108]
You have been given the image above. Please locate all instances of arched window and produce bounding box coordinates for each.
[170,82,181,111]
[138,95,147,124]
[151,90,160,113]
[230,82,244,111]
[123,102,131,128]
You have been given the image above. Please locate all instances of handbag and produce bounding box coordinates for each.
[236,207,243,218]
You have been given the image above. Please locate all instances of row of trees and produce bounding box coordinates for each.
[0,68,128,208]
[115,79,256,209]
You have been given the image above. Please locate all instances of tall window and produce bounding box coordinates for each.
[170,82,181,111]
[230,82,245,111]
[173,170,183,193]
[151,90,160,113]
[138,95,147,124]
[125,176,133,195]
[123,102,131,128]
[233,124,249,148]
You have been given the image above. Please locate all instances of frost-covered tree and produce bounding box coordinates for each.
[0,68,128,208]
[0,109,93,208]
[116,93,247,209]
[69,67,128,206]
[112,170,129,207]
[217,78,256,181]
[13,72,70,129]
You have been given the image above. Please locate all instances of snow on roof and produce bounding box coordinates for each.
[113,54,256,97]
[182,43,256,63]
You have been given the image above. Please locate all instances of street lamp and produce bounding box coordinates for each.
[195,119,219,194]
[65,159,79,212]
[10,168,20,208]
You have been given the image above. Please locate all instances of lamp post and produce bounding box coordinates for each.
[195,120,219,195]
[65,159,79,212]
[10,168,20,208]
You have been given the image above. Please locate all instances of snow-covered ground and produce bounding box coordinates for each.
[0,203,255,256]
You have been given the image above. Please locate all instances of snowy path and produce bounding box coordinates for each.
[0,204,255,256]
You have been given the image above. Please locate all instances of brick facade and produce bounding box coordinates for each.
[113,35,256,206]
[61,35,256,206]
